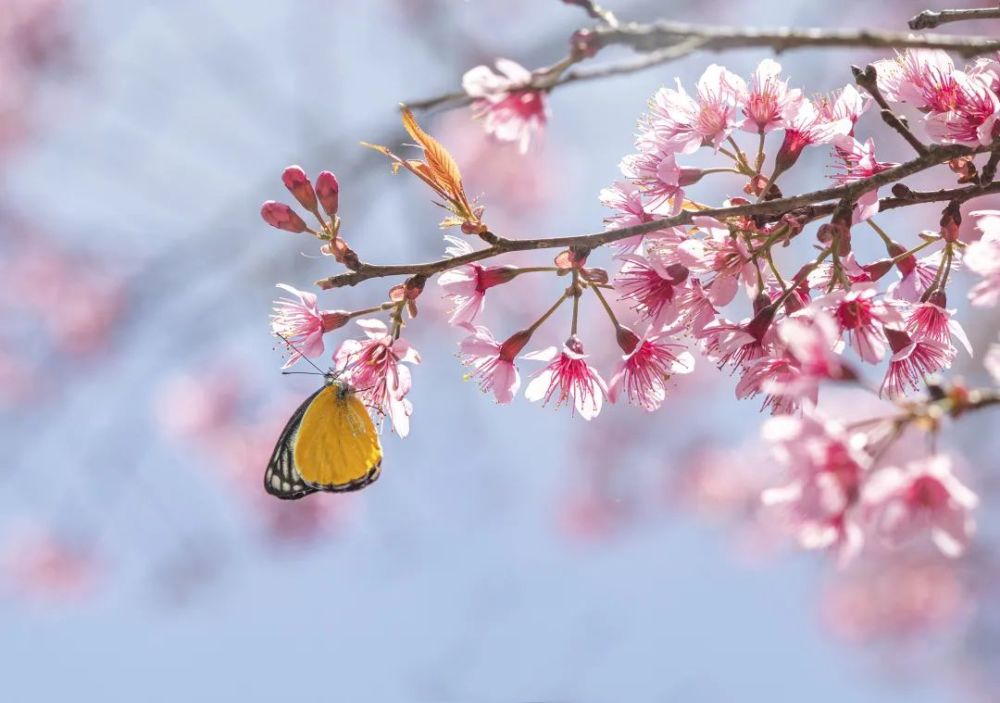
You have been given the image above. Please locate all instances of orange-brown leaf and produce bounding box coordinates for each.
[400,106,465,202]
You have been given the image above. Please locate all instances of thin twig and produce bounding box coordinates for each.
[909,6,1000,30]
[408,19,1000,113]
[852,64,929,156]
[588,19,1000,57]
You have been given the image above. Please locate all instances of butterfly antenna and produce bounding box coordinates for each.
[275,333,327,375]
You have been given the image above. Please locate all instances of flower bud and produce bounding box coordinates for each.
[939,201,961,243]
[321,311,352,332]
[499,329,532,362]
[569,28,600,59]
[480,266,520,289]
[614,325,640,355]
[261,201,307,233]
[282,166,319,213]
[315,171,340,217]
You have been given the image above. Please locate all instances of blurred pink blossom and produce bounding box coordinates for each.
[462,58,547,153]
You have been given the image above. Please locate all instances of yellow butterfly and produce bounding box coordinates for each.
[265,370,382,500]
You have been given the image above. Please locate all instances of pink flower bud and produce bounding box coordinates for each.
[480,266,520,289]
[315,171,340,217]
[569,28,600,59]
[615,325,640,355]
[321,311,352,332]
[260,201,307,233]
[883,327,913,354]
[282,165,319,213]
[499,329,532,362]
[939,201,961,243]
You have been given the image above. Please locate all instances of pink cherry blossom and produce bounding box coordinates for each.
[873,49,962,112]
[879,327,954,398]
[270,284,349,369]
[614,251,688,328]
[524,336,608,420]
[965,209,1000,306]
[437,264,516,326]
[830,136,896,222]
[761,408,869,564]
[904,292,973,357]
[644,64,746,154]
[925,73,1000,145]
[677,216,756,306]
[862,454,978,557]
[462,58,547,153]
[774,97,852,173]
[335,319,421,437]
[618,147,685,213]
[814,284,900,363]
[887,249,952,303]
[741,58,799,134]
[599,181,671,253]
[457,325,530,404]
[608,326,694,411]
[817,85,870,130]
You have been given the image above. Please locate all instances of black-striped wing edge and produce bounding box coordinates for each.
[264,387,384,500]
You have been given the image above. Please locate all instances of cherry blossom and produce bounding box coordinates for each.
[608,326,694,411]
[462,58,547,153]
[862,455,978,557]
[335,319,421,436]
[270,284,349,369]
[457,325,530,404]
[741,58,799,134]
[966,209,1000,307]
[524,336,608,420]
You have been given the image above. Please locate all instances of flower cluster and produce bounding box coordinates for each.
[261,50,998,565]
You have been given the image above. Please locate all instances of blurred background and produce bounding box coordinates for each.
[2,0,999,701]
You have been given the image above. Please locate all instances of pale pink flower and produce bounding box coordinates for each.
[775,97,852,172]
[737,354,805,414]
[862,455,978,557]
[437,264,516,326]
[887,249,951,303]
[270,284,349,369]
[697,314,775,371]
[741,58,799,134]
[619,148,684,213]
[925,73,1000,145]
[677,216,756,305]
[457,325,529,404]
[879,327,954,398]
[873,50,962,112]
[830,136,896,222]
[965,209,1000,306]
[599,181,657,253]
[761,408,869,564]
[335,319,421,437]
[817,84,870,130]
[614,249,689,328]
[524,336,608,420]
[462,59,547,153]
[776,311,851,383]
[904,292,973,356]
[645,64,746,153]
[671,278,720,334]
[814,284,900,363]
[608,326,694,411]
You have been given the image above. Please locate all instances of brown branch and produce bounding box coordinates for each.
[909,6,1000,30]
[588,19,1000,57]
[316,141,997,289]
[852,64,929,157]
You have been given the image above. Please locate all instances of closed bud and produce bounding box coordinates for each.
[580,267,609,285]
[261,201,307,233]
[282,165,319,213]
[569,28,600,59]
[499,329,532,362]
[614,325,640,355]
[863,258,894,281]
[315,171,340,217]
[940,201,961,243]
[320,311,352,332]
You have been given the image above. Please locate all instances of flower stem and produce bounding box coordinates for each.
[589,282,620,328]
[526,293,569,335]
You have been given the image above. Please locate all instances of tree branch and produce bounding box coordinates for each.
[407,19,1000,113]
[316,141,997,289]
[909,6,1000,30]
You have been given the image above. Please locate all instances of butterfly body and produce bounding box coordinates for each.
[265,374,382,500]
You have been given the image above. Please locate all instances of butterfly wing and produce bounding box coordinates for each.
[293,385,382,492]
[264,388,323,500]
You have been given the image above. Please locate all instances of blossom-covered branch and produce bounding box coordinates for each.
[261,28,1000,568]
